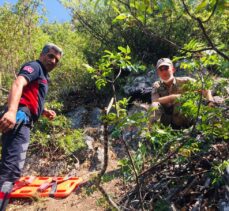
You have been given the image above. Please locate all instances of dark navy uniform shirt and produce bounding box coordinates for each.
[18,60,49,122]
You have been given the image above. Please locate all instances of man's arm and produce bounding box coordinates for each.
[151,81,181,106]
[0,76,28,133]
[201,90,214,101]
[154,90,214,106]
[152,94,181,105]
[201,89,215,106]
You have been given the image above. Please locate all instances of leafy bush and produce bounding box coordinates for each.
[211,160,229,185]
[30,102,86,157]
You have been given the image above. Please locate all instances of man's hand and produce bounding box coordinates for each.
[0,111,16,133]
[170,94,181,101]
[0,75,28,133]
[42,109,56,120]
[196,89,214,99]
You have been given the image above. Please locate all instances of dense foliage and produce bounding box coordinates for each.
[0,0,228,210]
[86,46,228,209]
[0,0,91,101]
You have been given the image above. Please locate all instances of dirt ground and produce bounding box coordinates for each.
[8,179,122,211]
[8,156,123,211]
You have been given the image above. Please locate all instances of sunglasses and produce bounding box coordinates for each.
[158,66,169,71]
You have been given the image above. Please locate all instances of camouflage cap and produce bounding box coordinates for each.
[156,58,173,69]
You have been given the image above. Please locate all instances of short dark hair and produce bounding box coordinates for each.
[41,43,63,56]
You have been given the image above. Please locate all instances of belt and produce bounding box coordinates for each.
[18,106,31,118]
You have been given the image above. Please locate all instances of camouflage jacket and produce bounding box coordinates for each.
[151,77,195,106]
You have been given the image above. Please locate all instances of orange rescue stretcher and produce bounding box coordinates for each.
[10,176,83,198]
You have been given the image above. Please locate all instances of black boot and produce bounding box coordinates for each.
[0,181,13,211]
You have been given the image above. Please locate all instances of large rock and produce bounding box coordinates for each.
[89,146,104,171]
[67,106,103,129]
[123,71,156,103]
[89,107,102,127]
[67,106,88,128]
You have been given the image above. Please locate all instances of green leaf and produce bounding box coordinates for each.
[104,50,113,55]
[112,5,120,14]
[115,13,127,20]
[195,0,208,12]
[83,64,95,73]
[157,129,167,134]
[126,45,131,54]
[118,46,127,53]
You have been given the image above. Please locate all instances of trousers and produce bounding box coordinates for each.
[0,109,31,210]
[150,102,193,129]
[0,124,30,185]
[0,110,31,186]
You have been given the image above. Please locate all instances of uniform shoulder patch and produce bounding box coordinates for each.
[23,66,34,74]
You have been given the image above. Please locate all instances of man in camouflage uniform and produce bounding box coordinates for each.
[151,58,214,128]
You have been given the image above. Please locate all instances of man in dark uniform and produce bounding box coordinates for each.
[151,58,214,128]
[0,43,63,210]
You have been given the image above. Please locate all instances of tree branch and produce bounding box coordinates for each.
[73,11,112,47]
[202,0,218,23]
[181,0,229,61]
[116,0,228,59]
[95,110,120,210]
[138,134,191,181]
[191,70,204,134]
[196,18,229,60]
[120,132,145,211]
